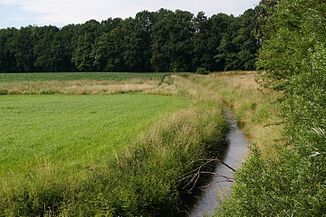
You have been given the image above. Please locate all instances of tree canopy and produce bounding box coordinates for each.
[0,8,262,73]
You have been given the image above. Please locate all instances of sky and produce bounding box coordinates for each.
[0,0,261,28]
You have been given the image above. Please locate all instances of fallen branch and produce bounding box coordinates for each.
[181,158,236,191]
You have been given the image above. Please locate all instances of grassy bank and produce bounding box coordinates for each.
[211,73,326,216]
[1,101,228,216]
[167,73,325,216]
[0,94,192,214]
[0,73,230,216]
[196,73,282,158]
[169,73,282,158]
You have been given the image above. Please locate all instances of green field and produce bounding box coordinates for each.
[0,73,232,216]
[0,94,190,184]
[0,72,168,82]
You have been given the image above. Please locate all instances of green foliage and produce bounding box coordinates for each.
[257,0,326,150]
[0,8,261,73]
[12,27,36,71]
[216,9,260,71]
[219,0,326,216]
[193,13,231,71]
[220,139,326,216]
[93,28,126,71]
[196,67,209,75]
[72,20,101,71]
[151,9,194,72]
[0,28,18,72]
[33,26,60,71]
[257,0,326,88]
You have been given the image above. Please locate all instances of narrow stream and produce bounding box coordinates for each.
[189,110,249,217]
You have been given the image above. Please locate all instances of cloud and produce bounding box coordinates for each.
[0,0,260,26]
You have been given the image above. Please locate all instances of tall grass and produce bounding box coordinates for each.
[157,73,282,158]
[0,103,228,216]
[0,79,159,95]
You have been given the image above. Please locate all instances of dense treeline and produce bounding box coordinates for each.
[0,8,262,73]
[219,0,326,216]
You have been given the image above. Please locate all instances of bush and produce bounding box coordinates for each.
[196,67,209,75]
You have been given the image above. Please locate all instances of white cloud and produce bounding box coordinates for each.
[0,0,260,26]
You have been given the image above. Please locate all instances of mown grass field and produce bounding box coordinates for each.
[0,94,190,185]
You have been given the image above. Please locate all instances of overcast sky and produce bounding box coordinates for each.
[0,0,261,28]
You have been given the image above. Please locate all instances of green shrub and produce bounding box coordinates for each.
[196,67,209,75]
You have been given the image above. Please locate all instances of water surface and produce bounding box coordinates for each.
[189,111,249,217]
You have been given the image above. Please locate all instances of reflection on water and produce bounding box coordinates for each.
[189,110,249,217]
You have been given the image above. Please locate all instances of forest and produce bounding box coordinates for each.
[0,6,262,72]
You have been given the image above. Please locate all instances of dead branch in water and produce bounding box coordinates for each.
[181,158,236,191]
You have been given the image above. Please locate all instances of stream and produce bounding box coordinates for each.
[189,110,249,217]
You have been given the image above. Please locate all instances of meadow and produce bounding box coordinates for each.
[0,71,288,216]
[0,72,230,216]
[0,94,190,185]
